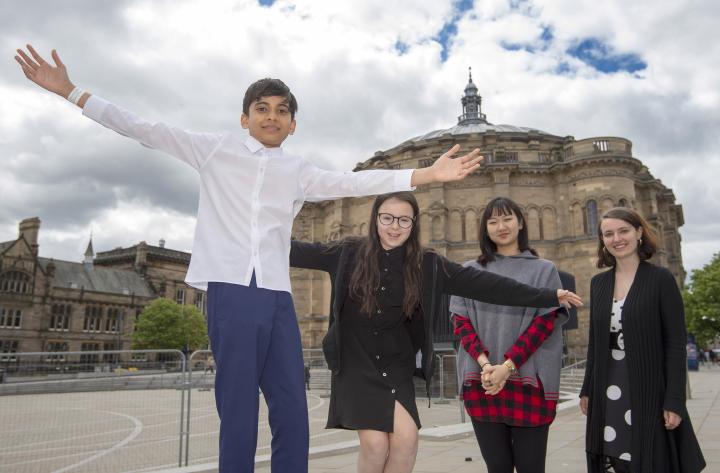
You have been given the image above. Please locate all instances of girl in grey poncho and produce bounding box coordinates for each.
[451,197,568,473]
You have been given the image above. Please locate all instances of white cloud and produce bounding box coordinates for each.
[0,0,718,275]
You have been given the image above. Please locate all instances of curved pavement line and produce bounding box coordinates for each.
[50,410,144,473]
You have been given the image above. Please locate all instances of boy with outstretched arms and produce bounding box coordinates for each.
[15,45,482,473]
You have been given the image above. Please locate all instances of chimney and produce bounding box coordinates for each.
[135,241,148,274]
[46,259,56,278]
[159,238,166,248]
[19,217,41,255]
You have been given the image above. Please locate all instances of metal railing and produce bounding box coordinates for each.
[1,348,563,472]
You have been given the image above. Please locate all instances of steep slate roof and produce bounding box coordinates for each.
[37,257,153,297]
[0,240,14,253]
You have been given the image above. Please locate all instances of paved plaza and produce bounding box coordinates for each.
[1,369,718,472]
[156,369,720,473]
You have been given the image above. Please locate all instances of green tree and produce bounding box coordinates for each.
[132,298,208,351]
[683,253,720,347]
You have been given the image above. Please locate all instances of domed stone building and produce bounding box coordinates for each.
[290,71,684,357]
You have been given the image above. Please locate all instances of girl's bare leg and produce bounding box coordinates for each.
[357,429,390,473]
[384,401,419,473]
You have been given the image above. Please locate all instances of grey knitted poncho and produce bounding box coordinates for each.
[450,251,568,400]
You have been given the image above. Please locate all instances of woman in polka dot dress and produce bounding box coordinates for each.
[580,207,705,473]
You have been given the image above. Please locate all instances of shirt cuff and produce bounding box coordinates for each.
[395,169,416,191]
[82,95,110,121]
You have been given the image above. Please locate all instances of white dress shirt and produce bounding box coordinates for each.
[82,96,415,292]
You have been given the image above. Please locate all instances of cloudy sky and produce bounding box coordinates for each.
[1,0,718,278]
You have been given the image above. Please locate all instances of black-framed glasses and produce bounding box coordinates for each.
[378,213,415,229]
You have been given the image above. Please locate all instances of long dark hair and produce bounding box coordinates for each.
[348,192,424,318]
[477,197,537,267]
[596,207,658,268]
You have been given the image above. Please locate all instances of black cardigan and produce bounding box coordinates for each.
[580,262,705,473]
[289,239,559,384]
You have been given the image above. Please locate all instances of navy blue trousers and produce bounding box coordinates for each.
[207,277,309,473]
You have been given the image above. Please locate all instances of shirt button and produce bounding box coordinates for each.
[391,388,396,394]
[383,268,388,272]
[375,355,380,360]
[377,309,382,314]
[373,331,379,336]
[382,372,387,377]
[381,286,385,291]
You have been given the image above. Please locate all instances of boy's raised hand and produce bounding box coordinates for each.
[15,45,75,98]
[410,145,483,186]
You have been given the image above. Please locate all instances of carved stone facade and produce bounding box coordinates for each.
[0,218,204,359]
[291,73,684,357]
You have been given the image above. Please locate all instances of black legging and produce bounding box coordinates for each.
[471,419,550,473]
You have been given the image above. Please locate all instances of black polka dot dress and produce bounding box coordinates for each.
[603,298,632,462]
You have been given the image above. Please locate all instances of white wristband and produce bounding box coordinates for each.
[67,86,85,105]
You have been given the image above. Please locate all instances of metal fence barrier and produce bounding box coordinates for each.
[0,349,185,473]
[0,348,583,472]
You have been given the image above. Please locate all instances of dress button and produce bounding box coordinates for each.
[377,309,382,314]
[383,268,388,272]
[381,286,385,291]
[391,388,396,394]
[382,372,387,377]
[373,331,378,336]
[375,355,380,360]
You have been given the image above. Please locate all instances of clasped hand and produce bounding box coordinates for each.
[481,363,511,396]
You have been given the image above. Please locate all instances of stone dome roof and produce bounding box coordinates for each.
[408,122,553,143]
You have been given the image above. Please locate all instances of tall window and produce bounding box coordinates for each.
[585,200,598,235]
[0,339,19,361]
[0,307,22,329]
[83,306,103,333]
[0,271,31,294]
[45,341,69,362]
[80,342,100,366]
[105,308,122,333]
[176,288,186,305]
[195,292,205,312]
[50,304,71,331]
[103,342,119,364]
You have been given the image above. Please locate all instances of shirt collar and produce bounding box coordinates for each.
[381,245,406,264]
[244,135,284,157]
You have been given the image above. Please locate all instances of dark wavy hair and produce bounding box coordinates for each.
[596,207,658,268]
[477,197,537,267]
[348,192,423,318]
[243,78,298,119]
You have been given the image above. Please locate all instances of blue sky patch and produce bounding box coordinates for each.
[435,0,475,62]
[258,0,275,7]
[500,41,535,53]
[540,26,553,42]
[395,40,410,56]
[567,38,647,73]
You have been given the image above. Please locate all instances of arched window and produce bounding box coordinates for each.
[585,200,598,235]
[0,271,31,294]
[618,198,628,207]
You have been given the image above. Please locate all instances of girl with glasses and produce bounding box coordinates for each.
[290,192,582,473]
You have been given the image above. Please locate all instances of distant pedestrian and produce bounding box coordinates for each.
[205,355,215,375]
[304,365,311,391]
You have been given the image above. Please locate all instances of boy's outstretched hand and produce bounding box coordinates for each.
[15,45,75,98]
[410,145,483,186]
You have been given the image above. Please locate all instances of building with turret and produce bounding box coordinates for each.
[0,218,204,360]
[290,70,685,356]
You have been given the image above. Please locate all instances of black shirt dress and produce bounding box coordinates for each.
[326,246,421,432]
